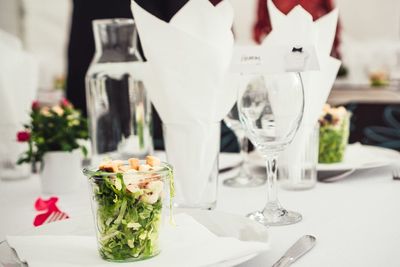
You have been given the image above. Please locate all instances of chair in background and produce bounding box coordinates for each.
[363,105,400,151]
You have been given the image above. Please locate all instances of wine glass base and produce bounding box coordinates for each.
[223,175,265,188]
[247,208,302,226]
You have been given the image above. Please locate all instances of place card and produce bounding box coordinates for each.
[230,44,320,74]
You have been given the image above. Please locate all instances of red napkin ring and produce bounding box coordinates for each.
[34,197,58,211]
[33,197,69,227]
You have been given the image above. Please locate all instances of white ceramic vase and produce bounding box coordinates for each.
[40,150,82,194]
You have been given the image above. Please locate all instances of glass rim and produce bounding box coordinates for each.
[83,161,173,180]
[92,18,135,27]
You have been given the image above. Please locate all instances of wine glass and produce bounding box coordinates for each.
[223,104,265,187]
[237,72,304,226]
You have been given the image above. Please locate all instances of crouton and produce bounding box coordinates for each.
[98,161,118,173]
[146,156,161,167]
[128,158,139,170]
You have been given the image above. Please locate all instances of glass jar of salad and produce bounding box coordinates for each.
[318,105,351,163]
[83,156,174,262]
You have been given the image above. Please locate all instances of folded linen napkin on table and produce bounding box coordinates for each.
[33,197,70,227]
[0,29,38,180]
[7,214,269,267]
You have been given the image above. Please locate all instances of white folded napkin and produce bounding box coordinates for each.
[0,29,38,179]
[265,0,341,127]
[7,214,269,267]
[130,0,239,206]
[263,1,341,177]
[130,0,237,124]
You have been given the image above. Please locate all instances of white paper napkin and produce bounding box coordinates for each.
[263,1,341,176]
[265,0,340,126]
[130,0,239,206]
[0,29,38,179]
[7,214,269,267]
[130,0,237,124]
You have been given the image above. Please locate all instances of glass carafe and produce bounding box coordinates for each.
[86,19,153,164]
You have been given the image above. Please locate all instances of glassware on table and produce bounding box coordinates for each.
[237,73,304,226]
[365,53,391,87]
[0,128,30,180]
[390,51,400,90]
[83,161,173,262]
[279,123,319,190]
[163,122,219,210]
[223,104,265,187]
[86,19,153,165]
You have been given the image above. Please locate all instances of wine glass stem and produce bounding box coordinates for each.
[239,135,249,173]
[264,155,281,210]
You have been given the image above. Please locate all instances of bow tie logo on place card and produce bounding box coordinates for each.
[292,47,303,53]
[33,197,69,227]
[284,46,311,72]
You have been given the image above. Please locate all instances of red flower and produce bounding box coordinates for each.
[60,98,72,108]
[17,131,30,142]
[31,100,40,110]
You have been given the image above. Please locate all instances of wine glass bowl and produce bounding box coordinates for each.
[238,72,304,226]
[239,74,304,154]
[223,104,265,188]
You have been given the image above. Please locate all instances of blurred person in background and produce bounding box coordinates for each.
[254,0,341,59]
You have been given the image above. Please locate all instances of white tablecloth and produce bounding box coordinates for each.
[0,153,399,267]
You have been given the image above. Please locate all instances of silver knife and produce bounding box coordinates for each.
[272,235,316,267]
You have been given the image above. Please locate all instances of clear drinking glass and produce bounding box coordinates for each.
[223,104,265,187]
[0,127,30,180]
[86,19,153,164]
[163,122,219,210]
[279,123,319,190]
[238,73,305,226]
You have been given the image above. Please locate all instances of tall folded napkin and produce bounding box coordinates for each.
[131,0,238,205]
[0,29,38,179]
[264,0,341,128]
[130,0,237,124]
[7,214,269,267]
[263,1,341,173]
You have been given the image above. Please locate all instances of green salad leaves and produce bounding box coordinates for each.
[89,171,169,261]
[319,113,350,163]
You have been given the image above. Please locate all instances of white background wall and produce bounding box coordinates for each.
[0,0,21,38]
[1,0,399,87]
[0,0,71,89]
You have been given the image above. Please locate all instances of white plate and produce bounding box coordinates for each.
[248,144,400,172]
[317,144,400,171]
[1,209,269,267]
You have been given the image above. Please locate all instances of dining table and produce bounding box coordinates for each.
[0,152,399,267]
[328,82,400,106]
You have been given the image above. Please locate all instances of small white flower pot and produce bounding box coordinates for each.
[40,150,82,194]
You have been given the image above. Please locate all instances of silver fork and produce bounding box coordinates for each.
[43,211,68,224]
[393,169,400,180]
